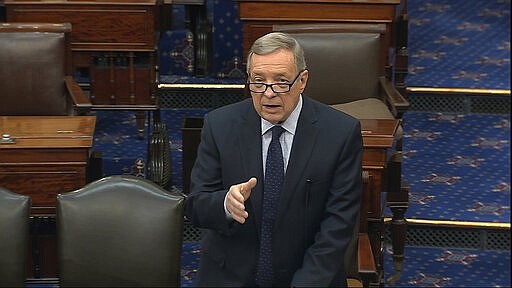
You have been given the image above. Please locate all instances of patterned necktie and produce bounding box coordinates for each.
[256,125,285,287]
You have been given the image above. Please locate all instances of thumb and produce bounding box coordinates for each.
[241,177,257,200]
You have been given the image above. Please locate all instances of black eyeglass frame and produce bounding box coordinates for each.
[247,69,307,94]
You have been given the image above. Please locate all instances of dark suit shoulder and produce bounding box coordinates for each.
[206,98,254,124]
[303,95,360,132]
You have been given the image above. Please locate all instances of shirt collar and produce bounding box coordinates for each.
[261,94,303,136]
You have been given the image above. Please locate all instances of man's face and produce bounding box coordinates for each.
[248,49,308,124]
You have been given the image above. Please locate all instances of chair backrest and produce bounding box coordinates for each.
[273,24,385,106]
[57,175,185,287]
[0,187,31,287]
[0,22,72,116]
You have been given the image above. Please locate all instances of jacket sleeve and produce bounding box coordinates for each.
[184,113,237,236]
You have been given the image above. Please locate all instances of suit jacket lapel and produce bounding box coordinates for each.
[276,98,319,229]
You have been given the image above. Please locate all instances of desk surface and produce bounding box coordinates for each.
[0,116,96,148]
[360,118,399,148]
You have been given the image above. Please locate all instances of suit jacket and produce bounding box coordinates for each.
[185,96,362,287]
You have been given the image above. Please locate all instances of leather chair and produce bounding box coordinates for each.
[273,23,409,129]
[56,175,185,287]
[0,187,31,287]
[274,23,410,284]
[0,22,91,116]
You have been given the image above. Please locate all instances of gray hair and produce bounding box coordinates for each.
[246,32,306,76]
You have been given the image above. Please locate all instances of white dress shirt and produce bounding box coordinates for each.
[260,95,302,175]
[224,95,303,218]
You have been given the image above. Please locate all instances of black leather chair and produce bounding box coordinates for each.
[0,187,31,287]
[56,175,185,287]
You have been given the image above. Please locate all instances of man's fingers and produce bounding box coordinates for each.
[240,177,257,200]
[227,195,248,224]
[232,210,248,224]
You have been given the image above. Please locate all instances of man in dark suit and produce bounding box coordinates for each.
[185,32,362,287]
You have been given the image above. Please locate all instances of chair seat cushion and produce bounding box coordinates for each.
[331,98,394,119]
[332,98,402,140]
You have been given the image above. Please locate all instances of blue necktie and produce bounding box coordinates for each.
[256,125,285,287]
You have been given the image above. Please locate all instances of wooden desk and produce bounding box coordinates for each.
[361,119,398,218]
[0,116,95,278]
[359,118,399,285]
[4,0,160,136]
[0,116,96,216]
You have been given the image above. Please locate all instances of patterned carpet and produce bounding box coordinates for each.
[180,240,512,287]
[407,0,511,90]
[401,112,510,223]
[382,243,510,287]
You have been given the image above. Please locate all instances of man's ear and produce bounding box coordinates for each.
[299,69,309,93]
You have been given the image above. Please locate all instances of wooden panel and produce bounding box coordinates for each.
[0,166,86,214]
[238,2,397,21]
[364,168,384,220]
[0,149,89,164]
[5,1,158,51]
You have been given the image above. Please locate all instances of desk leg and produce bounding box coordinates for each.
[28,217,57,279]
[135,111,147,139]
[386,154,409,285]
[389,204,407,270]
[30,218,41,278]
[368,219,385,287]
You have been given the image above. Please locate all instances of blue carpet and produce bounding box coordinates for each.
[401,111,510,223]
[407,0,511,90]
[178,241,512,287]
[382,243,511,287]
[91,108,210,182]
[25,241,510,287]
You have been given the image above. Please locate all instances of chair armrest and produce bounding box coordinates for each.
[358,233,379,287]
[378,76,409,118]
[65,76,92,115]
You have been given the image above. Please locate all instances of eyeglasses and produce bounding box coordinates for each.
[248,70,305,94]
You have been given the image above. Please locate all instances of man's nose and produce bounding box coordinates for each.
[263,85,276,97]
